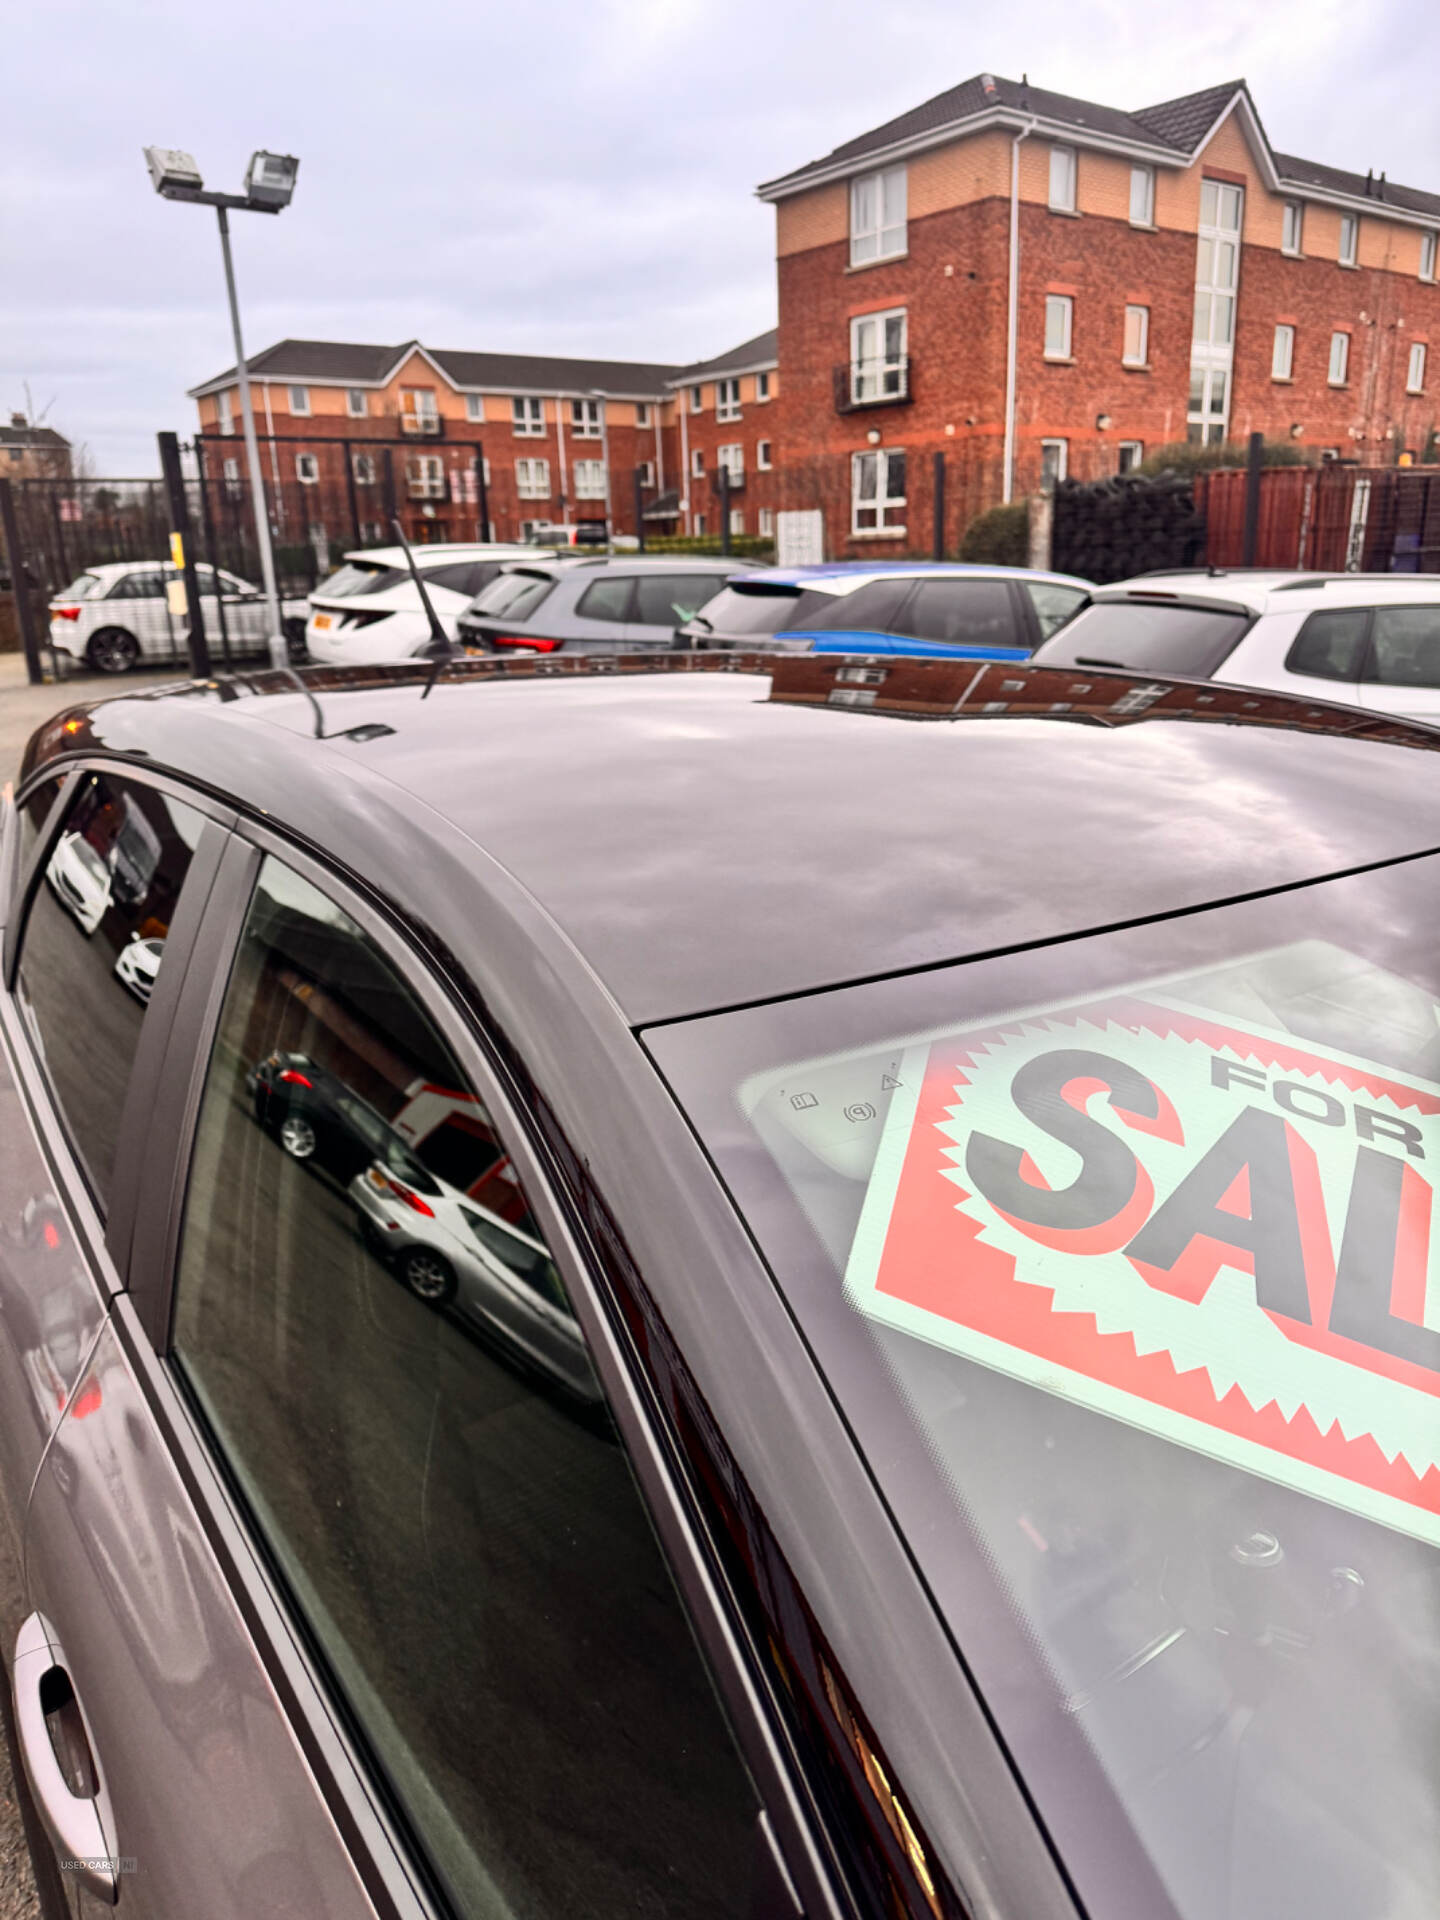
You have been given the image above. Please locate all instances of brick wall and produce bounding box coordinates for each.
[672,369,780,536]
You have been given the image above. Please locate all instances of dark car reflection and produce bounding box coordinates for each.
[246,1052,439,1188]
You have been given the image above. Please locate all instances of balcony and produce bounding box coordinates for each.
[397,411,444,438]
[834,357,913,413]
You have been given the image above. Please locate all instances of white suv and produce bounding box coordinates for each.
[48,561,305,674]
[1033,570,1440,723]
[306,544,535,665]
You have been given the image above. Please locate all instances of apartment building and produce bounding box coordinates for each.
[759,75,1440,555]
[1,415,72,480]
[664,330,779,540]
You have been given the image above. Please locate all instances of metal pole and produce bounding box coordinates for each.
[382,446,397,532]
[932,450,946,561]
[158,432,211,678]
[633,466,646,553]
[474,446,490,542]
[1242,429,1264,568]
[343,438,361,548]
[719,466,731,555]
[216,205,284,666]
[0,479,44,686]
[193,439,233,668]
[1002,120,1037,505]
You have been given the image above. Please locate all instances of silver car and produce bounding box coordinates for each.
[455,554,746,654]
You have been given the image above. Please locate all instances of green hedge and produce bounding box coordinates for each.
[641,534,775,559]
[956,501,1029,566]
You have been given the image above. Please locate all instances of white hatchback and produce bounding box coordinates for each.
[1034,570,1440,723]
[48,561,305,675]
[305,544,535,666]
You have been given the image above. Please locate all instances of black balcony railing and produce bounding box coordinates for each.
[396,411,444,438]
[834,357,913,413]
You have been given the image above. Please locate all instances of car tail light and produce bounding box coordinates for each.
[367,1164,435,1217]
[490,634,562,653]
[51,606,82,621]
[277,1068,313,1088]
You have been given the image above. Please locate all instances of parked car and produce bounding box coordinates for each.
[246,1050,440,1190]
[6,652,1440,1920]
[1031,568,1440,721]
[112,934,163,1003]
[676,562,1091,653]
[47,561,309,674]
[456,555,745,653]
[304,543,535,665]
[522,522,620,549]
[43,830,110,934]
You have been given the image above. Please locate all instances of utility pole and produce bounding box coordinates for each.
[158,431,211,677]
[0,480,44,685]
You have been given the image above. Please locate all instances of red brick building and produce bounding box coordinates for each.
[663,330,779,540]
[759,75,1440,556]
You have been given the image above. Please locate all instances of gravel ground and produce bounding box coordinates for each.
[0,1756,42,1920]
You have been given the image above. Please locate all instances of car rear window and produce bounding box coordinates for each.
[1368,606,1440,689]
[1286,608,1370,682]
[652,858,1440,1920]
[1036,598,1252,676]
[1024,581,1089,638]
[55,573,100,601]
[315,561,406,600]
[423,561,504,598]
[801,579,914,632]
[468,570,558,622]
[633,573,729,627]
[691,583,838,637]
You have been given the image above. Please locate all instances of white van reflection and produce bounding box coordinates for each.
[349,1165,600,1406]
[44,831,113,936]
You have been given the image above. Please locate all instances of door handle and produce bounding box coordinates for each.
[12,1612,119,1904]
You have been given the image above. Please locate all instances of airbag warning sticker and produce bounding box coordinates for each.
[845,996,1440,1543]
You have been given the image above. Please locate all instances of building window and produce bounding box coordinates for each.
[346,388,368,418]
[756,371,772,401]
[1272,323,1295,380]
[1339,214,1358,266]
[1422,232,1438,282]
[694,513,706,535]
[515,458,551,498]
[1122,304,1149,367]
[352,452,376,484]
[1117,441,1143,473]
[728,508,745,536]
[851,307,908,400]
[717,444,744,481]
[1048,144,1077,213]
[1044,294,1073,360]
[400,389,439,432]
[635,402,651,428]
[758,507,774,536]
[573,459,606,498]
[222,456,241,498]
[406,455,445,499]
[1187,364,1230,443]
[570,398,603,437]
[1329,330,1351,385]
[716,378,741,422]
[757,438,773,470]
[1129,166,1155,227]
[512,397,544,437]
[216,389,235,435]
[636,460,655,488]
[1040,439,1069,486]
[690,385,704,413]
[295,453,319,484]
[849,164,907,265]
[288,385,311,416]
[690,449,705,478]
[1409,342,1427,393]
[465,394,485,422]
[851,448,906,534]
[1282,201,1304,255]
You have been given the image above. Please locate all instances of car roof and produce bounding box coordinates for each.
[735,563,1093,593]
[1096,569,1440,614]
[498,555,746,581]
[42,656,1440,1027]
[337,544,532,568]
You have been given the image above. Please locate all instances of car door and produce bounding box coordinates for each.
[569,572,636,648]
[102,569,174,661]
[1356,603,1440,724]
[22,823,780,1917]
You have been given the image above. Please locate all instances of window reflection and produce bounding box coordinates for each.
[173,855,756,1917]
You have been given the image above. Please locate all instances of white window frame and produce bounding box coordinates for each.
[222,455,241,496]
[850,447,906,536]
[1272,323,1295,381]
[1408,341,1427,394]
[570,398,603,438]
[295,452,318,484]
[756,371,772,402]
[694,512,706,535]
[757,439,772,471]
[346,388,368,418]
[352,452,376,484]
[1039,438,1069,486]
[716,378,741,423]
[465,394,485,422]
[1422,232,1438,282]
[637,459,655,488]
[1329,329,1351,386]
[216,389,235,435]
[1129,165,1155,228]
[515,457,551,499]
[1116,440,1143,473]
[690,448,705,478]
[690,385,704,413]
[849,165,907,265]
[1282,201,1304,256]
[1044,294,1073,361]
[728,508,745,536]
[850,307,908,401]
[573,458,607,499]
[717,443,744,480]
[407,455,444,499]
[401,388,439,428]
[1339,213,1358,267]
[758,507,774,536]
[1122,304,1149,367]
[1048,144,1077,214]
[287,385,311,416]
[635,402,651,428]
[511,396,545,437]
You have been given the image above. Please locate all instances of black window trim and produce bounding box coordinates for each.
[120,806,847,1920]
[1284,604,1376,684]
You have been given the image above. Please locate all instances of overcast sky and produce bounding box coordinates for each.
[3,0,1436,472]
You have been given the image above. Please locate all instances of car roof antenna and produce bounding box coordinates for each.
[390,516,458,699]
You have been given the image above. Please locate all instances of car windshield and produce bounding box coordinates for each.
[651,856,1440,1920]
[467,570,558,621]
[55,573,100,600]
[316,561,409,600]
[690,584,838,636]
[1037,598,1253,676]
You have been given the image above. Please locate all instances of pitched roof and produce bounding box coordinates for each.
[1272,152,1440,220]
[0,422,70,450]
[1132,81,1247,151]
[190,337,683,399]
[669,328,778,385]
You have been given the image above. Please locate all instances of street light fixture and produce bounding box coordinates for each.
[143,144,300,667]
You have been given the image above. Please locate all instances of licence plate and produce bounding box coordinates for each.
[313,614,332,630]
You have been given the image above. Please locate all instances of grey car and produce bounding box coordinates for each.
[455,555,746,654]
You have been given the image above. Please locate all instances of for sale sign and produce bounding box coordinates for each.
[846,993,1440,1544]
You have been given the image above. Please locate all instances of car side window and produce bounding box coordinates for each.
[16,775,63,878]
[18,772,202,1207]
[632,573,727,627]
[1024,581,1088,639]
[1367,606,1440,688]
[575,576,635,624]
[1286,607,1370,682]
[170,855,759,1917]
[801,578,913,633]
[894,577,1018,645]
[107,571,163,601]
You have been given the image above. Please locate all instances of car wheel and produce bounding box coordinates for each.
[279,1115,317,1160]
[87,627,140,674]
[401,1247,456,1306]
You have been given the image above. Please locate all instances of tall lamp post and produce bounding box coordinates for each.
[143,146,298,668]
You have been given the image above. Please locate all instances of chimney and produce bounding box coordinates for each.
[980,72,997,97]
[9,413,25,430]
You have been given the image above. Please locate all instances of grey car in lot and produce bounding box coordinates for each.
[455,554,746,653]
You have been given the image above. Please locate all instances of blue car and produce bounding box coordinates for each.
[677,560,1091,654]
